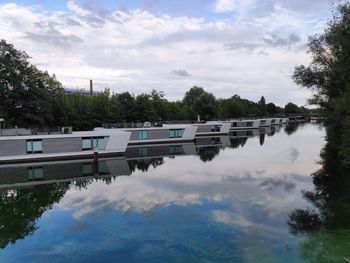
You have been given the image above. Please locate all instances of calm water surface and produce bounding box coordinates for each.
[0,124,349,262]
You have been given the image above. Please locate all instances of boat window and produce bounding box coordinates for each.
[82,138,92,150]
[231,122,238,127]
[169,145,184,155]
[247,122,253,127]
[211,125,221,132]
[260,120,267,125]
[271,119,276,123]
[210,138,221,144]
[139,130,148,140]
[26,139,43,154]
[82,137,109,150]
[97,137,108,150]
[82,163,93,175]
[27,167,44,180]
[138,147,148,157]
[169,129,184,138]
[82,161,109,175]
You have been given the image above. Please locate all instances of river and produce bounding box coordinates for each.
[0,123,349,263]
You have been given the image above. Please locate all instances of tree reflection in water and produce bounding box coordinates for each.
[196,137,248,162]
[288,142,350,262]
[284,123,301,135]
[0,183,70,249]
[128,158,165,172]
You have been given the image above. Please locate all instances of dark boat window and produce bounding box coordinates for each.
[169,129,184,138]
[26,139,43,154]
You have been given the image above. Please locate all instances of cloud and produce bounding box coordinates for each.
[263,33,301,47]
[171,69,190,77]
[25,26,83,48]
[0,1,330,104]
[287,148,300,162]
[215,0,256,13]
[223,42,260,51]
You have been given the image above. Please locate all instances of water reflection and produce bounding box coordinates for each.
[0,123,331,262]
[0,183,69,249]
[288,141,350,261]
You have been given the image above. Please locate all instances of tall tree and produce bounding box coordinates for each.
[293,2,350,165]
[258,96,267,116]
[0,39,64,127]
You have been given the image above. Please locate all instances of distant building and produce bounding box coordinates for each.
[64,88,100,95]
[64,80,101,95]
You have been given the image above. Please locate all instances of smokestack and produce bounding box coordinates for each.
[90,80,93,95]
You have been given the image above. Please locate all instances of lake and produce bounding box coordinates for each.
[0,123,349,263]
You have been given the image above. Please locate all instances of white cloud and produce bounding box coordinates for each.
[215,0,256,13]
[0,1,330,105]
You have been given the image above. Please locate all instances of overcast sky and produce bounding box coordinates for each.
[0,0,333,105]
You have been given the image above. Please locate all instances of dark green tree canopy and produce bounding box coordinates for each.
[293,3,350,165]
[0,39,64,127]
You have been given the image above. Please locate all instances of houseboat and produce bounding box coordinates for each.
[95,125,197,146]
[222,119,260,130]
[258,119,272,127]
[0,128,131,164]
[194,122,231,136]
[163,122,231,137]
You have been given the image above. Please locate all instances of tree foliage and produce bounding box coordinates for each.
[293,2,350,165]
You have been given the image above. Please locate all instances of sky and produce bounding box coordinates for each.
[0,0,334,105]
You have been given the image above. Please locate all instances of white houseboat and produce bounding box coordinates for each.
[0,129,131,164]
[163,122,231,137]
[95,125,197,145]
[258,119,273,127]
[220,119,260,130]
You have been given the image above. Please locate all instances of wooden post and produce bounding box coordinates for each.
[93,146,99,175]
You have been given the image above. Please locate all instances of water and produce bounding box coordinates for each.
[0,124,349,263]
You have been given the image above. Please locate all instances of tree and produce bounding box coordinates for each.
[293,3,350,165]
[183,86,217,120]
[258,96,267,116]
[183,86,205,106]
[284,102,301,114]
[0,40,65,127]
[117,92,135,122]
[266,102,278,116]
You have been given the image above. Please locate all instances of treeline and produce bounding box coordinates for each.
[1,39,308,130]
[293,2,350,166]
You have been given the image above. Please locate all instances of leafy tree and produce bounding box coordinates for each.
[135,94,157,121]
[0,40,64,127]
[117,92,135,122]
[183,86,205,106]
[183,86,217,120]
[293,3,350,165]
[266,102,278,116]
[284,102,301,114]
[258,96,267,116]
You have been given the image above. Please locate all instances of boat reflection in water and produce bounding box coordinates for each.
[1,123,304,260]
[0,126,284,189]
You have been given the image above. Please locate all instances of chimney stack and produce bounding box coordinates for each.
[90,80,93,95]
